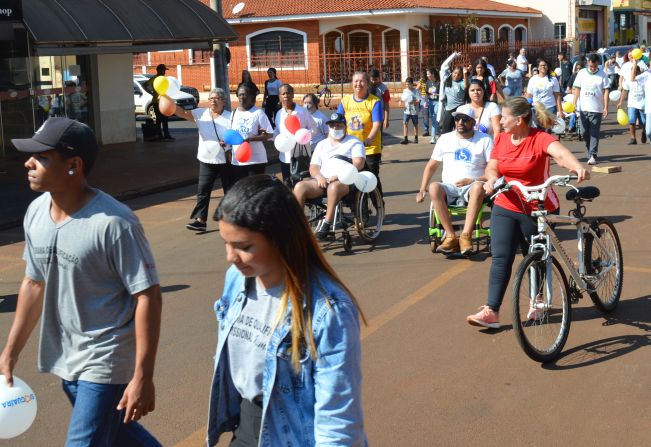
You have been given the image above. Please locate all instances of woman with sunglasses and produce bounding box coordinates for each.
[464,78,502,137]
[172,88,233,232]
[526,58,563,120]
[208,175,368,446]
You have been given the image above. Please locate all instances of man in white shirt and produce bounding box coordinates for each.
[572,53,610,165]
[629,63,651,145]
[416,107,493,255]
[516,48,529,75]
[293,112,366,240]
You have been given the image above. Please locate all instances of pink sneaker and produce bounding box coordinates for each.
[527,294,545,320]
[466,305,500,329]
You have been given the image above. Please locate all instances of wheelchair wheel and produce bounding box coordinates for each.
[305,201,325,232]
[354,188,384,243]
[342,231,353,252]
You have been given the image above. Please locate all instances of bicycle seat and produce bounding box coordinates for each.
[565,186,600,201]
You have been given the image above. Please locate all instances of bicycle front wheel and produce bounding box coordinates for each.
[583,218,623,312]
[323,89,332,107]
[512,252,571,363]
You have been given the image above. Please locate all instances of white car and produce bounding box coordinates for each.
[133,77,196,120]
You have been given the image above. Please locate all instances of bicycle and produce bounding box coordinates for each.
[491,175,624,363]
[314,79,333,107]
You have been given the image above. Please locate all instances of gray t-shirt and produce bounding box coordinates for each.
[227,281,283,401]
[23,189,159,384]
[444,79,466,110]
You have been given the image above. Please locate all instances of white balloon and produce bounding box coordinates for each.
[502,87,511,96]
[554,67,561,76]
[166,76,181,96]
[551,117,566,135]
[0,375,37,439]
[337,162,359,185]
[353,171,377,193]
[274,133,296,153]
[401,91,412,102]
[295,128,312,145]
[608,90,621,102]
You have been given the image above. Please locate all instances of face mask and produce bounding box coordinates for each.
[305,103,315,112]
[329,128,345,140]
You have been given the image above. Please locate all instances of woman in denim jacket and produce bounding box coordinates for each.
[208,175,368,446]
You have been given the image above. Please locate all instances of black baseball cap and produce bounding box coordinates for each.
[12,117,99,158]
[156,64,167,72]
[326,112,346,125]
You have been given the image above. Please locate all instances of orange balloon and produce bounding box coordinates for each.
[159,95,176,116]
[235,141,252,162]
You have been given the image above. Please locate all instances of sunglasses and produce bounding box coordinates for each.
[454,116,473,123]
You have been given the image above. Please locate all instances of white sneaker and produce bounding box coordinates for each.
[429,138,436,144]
[587,156,597,165]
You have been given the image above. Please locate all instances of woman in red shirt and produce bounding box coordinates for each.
[466,96,590,329]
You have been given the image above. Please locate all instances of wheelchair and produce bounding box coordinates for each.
[428,199,491,255]
[304,184,384,253]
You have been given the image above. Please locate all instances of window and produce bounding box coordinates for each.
[480,26,494,44]
[466,26,479,44]
[554,23,567,40]
[248,29,306,68]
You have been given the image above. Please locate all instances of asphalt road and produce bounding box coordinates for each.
[1,117,650,446]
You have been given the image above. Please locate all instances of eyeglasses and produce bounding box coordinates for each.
[454,116,473,123]
[208,97,223,101]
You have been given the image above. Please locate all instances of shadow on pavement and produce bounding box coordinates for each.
[0,294,17,313]
[160,284,191,294]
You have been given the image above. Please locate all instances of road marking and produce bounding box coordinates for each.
[173,260,472,447]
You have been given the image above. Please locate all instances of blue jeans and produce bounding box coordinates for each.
[579,111,603,156]
[422,100,430,132]
[62,380,161,447]
[428,100,440,137]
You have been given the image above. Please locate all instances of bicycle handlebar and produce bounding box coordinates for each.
[490,175,578,202]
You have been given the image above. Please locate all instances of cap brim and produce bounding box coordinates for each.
[326,120,345,125]
[11,137,53,153]
[451,112,474,120]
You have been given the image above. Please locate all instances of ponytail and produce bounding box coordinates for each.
[532,101,556,129]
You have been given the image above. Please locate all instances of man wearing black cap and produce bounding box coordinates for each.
[146,64,174,141]
[293,112,366,240]
[0,118,163,445]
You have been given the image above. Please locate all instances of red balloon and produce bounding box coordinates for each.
[284,114,301,134]
[159,95,176,117]
[235,142,251,163]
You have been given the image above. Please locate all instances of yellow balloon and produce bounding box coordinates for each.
[550,71,557,77]
[562,102,574,113]
[632,48,643,60]
[617,108,629,126]
[153,76,169,95]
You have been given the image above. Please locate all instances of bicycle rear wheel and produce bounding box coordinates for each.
[583,218,623,312]
[512,252,571,363]
[323,89,332,107]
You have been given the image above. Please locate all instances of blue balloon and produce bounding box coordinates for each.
[527,97,533,105]
[478,124,488,133]
[224,129,244,145]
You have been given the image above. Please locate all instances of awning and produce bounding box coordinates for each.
[22,0,238,56]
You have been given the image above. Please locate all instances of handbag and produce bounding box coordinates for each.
[290,144,311,183]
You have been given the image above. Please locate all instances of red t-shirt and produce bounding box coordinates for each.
[491,129,559,214]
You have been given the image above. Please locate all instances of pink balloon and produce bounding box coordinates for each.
[285,114,301,134]
[295,128,312,145]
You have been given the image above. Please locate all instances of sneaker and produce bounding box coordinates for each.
[459,233,473,255]
[315,219,332,241]
[467,305,500,329]
[429,138,436,144]
[587,156,597,165]
[400,137,409,145]
[527,294,545,321]
[186,220,206,231]
[627,138,637,145]
[436,235,460,254]
[423,131,430,137]
[413,136,418,144]
[642,133,648,144]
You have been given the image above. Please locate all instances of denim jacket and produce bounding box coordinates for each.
[207,265,368,447]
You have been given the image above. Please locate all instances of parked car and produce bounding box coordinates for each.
[133,74,200,103]
[133,78,197,120]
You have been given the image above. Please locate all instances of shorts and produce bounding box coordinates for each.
[439,182,476,206]
[627,107,646,126]
[403,114,419,124]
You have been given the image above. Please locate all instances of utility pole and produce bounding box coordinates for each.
[210,0,231,109]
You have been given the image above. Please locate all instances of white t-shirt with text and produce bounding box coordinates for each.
[310,135,366,178]
[527,75,561,110]
[431,131,493,184]
[230,106,273,166]
[573,68,610,113]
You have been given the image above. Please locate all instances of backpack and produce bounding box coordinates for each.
[290,144,311,184]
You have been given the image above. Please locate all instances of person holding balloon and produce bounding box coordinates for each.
[464,79,502,137]
[416,106,493,255]
[618,63,647,145]
[1,118,163,445]
[171,87,233,232]
[145,64,174,141]
[293,112,366,240]
[572,53,610,166]
[499,59,523,98]
[229,84,273,184]
[208,174,368,446]
[274,84,316,183]
[302,93,330,150]
[628,60,651,145]
[526,58,563,120]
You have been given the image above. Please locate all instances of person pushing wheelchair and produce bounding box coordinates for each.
[416,105,493,255]
[293,112,366,240]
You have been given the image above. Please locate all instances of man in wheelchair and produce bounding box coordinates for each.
[416,105,493,255]
[293,112,366,240]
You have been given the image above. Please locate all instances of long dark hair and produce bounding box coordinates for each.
[215,175,366,371]
[535,58,552,80]
[465,78,490,104]
[444,67,463,88]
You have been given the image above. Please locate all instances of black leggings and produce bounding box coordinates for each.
[486,205,537,312]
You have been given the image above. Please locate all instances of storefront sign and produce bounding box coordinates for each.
[578,18,597,34]
[0,0,22,21]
